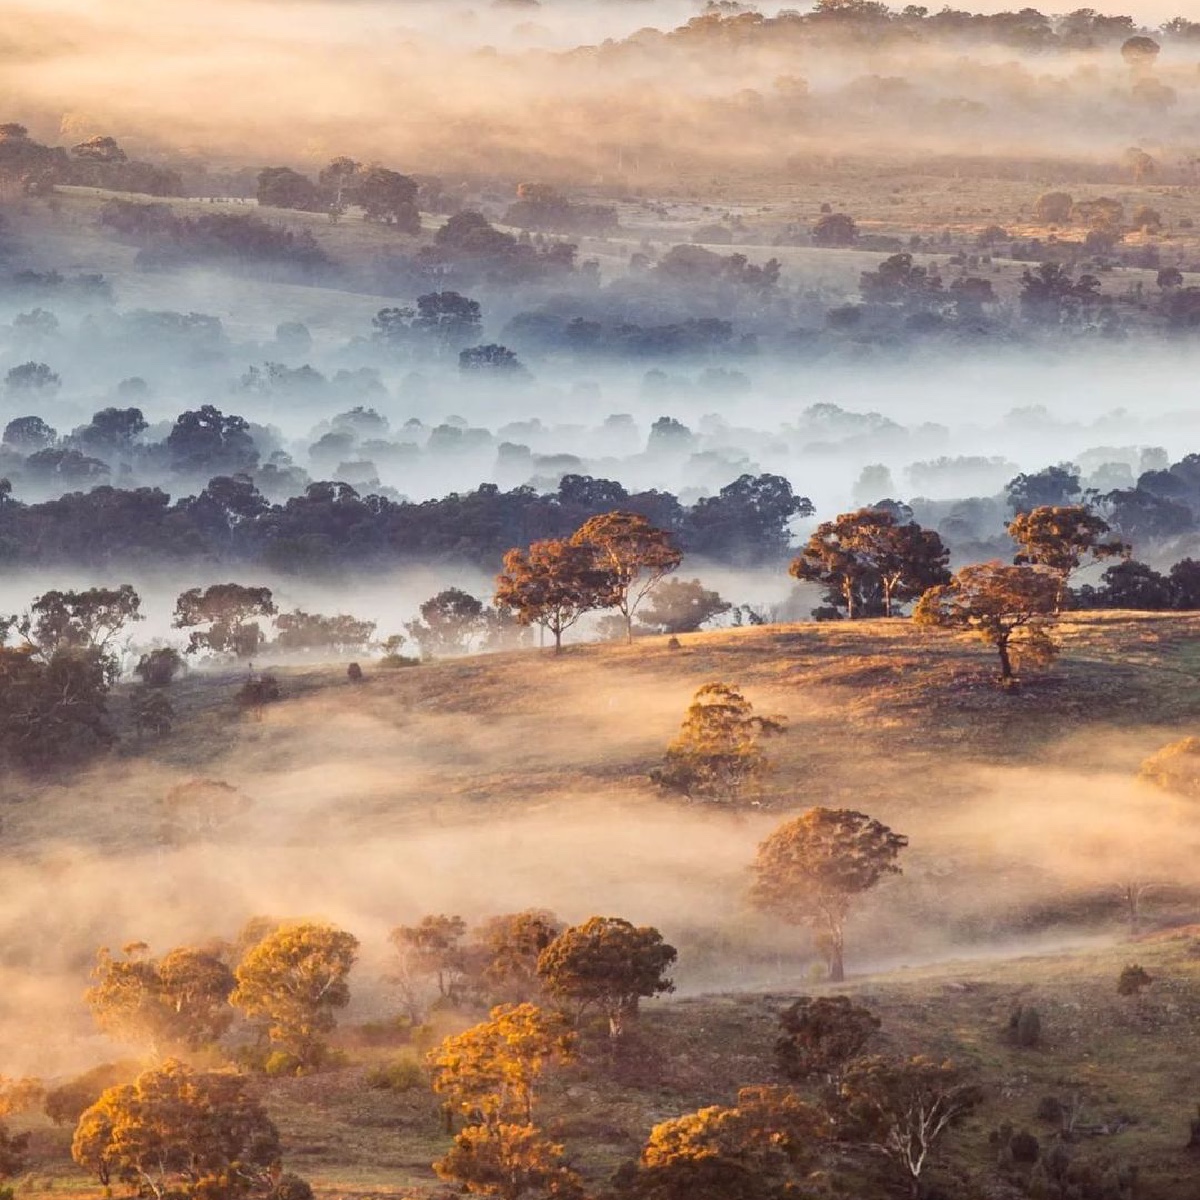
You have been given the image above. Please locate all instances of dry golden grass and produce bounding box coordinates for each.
[7,613,1200,1198]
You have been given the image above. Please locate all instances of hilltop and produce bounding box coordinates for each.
[6,613,1200,1199]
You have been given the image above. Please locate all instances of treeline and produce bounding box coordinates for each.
[0,125,182,197]
[0,470,808,570]
[668,3,1192,52]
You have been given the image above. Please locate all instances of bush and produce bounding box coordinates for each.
[264,1050,303,1077]
[238,674,282,709]
[134,647,185,687]
[1008,1004,1042,1047]
[379,653,420,669]
[1117,964,1152,996]
[1011,1129,1041,1164]
[365,1056,425,1092]
[347,661,364,683]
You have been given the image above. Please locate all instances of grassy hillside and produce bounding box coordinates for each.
[7,613,1200,1199]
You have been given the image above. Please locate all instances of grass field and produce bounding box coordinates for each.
[4,613,1200,1197]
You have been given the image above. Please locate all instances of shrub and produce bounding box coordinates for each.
[134,647,185,687]
[365,1056,425,1092]
[264,1050,303,1077]
[379,653,420,669]
[347,661,364,682]
[1117,964,1152,996]
[1008,1004,1042,1047]
[238,674,282,709]
[1011,1129,1041,1164]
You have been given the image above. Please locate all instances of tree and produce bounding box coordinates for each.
[166,405,258,476]
[636,578,730,635]
[750,808,907,983]
[1138,737,1200,800]
[651,682,786,804]
[405,588,487,657]
[570,512,683,643]
[16,584,142,666]
[837,1055,981,1199]
[356,166,419,231]
[173,584,277,657]
[273,610,376,655]
[160,778,251,842]
[72,135,127,164]
[86,943,236,1053]
[434,1123,582,1200]
[5,361,60,394]
[230,922,359,1070]
[467,911,562,1006]
[134,647,186,687]
[812,212,858,246]
[789,509,950,619]
[775,995,880,1084]
[628,1087,824,1200]
[913,562,1061,682]
[317,156,360,207]
[1121,35,1160,71]
[1033,192,1073,224]
[536,916,676,1039]
[1005,464,1081,514]
[3,415,56,450]
[430,1003,574,1130]
[1007,505,1127,610]
[412,291,483,348]
[0,645,114,768]
[495,539,618,652]
[460,344,526,374]
[256,166,321,211]
[686,474,813,566]
[389,914,469,1015]
[72,1059,290,1198]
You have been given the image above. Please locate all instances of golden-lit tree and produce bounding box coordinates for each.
[913,561,1060,682]
[536,916,676,1039]
[71,1059,289,1198]
[86,942,235,1054]
[434,1123,583,1200]
[1138,736,1200,800]
[494,539,618,652]
[473,910,563,1005]
[651,682,785,804]
[230,922,359,1070]
[428,1003,575,1128]
[570,512,682,643]
[751,808,907,983]
[631,1086,825,1200]
[1007,504,1127,610]
[789,508,950,618]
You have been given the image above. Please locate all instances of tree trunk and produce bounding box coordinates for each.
[843,580,855,620]
[625,611,633,645]
[827,920,846,983]
[553,627,562,654]
[883,581,893,618]
[997,635,1013,680]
